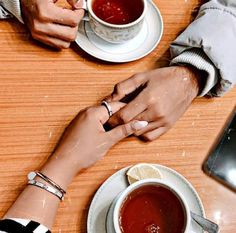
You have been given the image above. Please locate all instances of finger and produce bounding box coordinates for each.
[43,2,84,27]
[32,33,70,49]
[108,93,147,127]
[108,120,148,144]
[105,74,147,102]
[134,108,160,123]
[34,23,78,42]
[134,120,164,136]
[67,0,84,9]
[140,127,168,141]
[96,102,126,124]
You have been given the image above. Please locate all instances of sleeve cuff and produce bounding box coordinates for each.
[1,0,23,23]
[170,49,219,97]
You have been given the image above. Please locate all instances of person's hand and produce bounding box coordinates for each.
[41,102,148,188]
[3,103,148,227]
[20,0,84,49]
[105,66,202,141]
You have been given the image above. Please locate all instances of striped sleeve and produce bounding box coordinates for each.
[0,218,51,233]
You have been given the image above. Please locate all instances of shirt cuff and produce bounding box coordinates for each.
[1,0,23,23]
[0,218,51,233]
[170,48,219,97]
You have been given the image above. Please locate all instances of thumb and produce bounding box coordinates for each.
[67,0,83,9]
[107,120,148,144]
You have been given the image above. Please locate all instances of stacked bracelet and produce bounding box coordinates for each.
[36,172,66,195]
[27,171,66,201]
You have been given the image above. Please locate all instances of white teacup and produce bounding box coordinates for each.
[107,179,191,233]
[81,0,147,43]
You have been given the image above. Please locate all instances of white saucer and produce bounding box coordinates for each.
[75,0,163,63]
[87,164,205,233]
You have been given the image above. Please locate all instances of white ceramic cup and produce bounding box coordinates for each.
[80,0,147,43]
[111,179,191,233]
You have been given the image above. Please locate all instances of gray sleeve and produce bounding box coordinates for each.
[0,0,23,23]
[171,48,219,97]
[0,5,12,19]
[170,0,236,96]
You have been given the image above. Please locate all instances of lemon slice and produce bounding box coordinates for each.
[126,163,162,184]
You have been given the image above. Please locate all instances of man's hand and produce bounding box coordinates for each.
[20,0,84,49]
[106,66,202,141]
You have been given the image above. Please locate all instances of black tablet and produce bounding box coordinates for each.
[203,109,236,192]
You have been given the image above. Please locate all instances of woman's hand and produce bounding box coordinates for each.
[20,0,84,49]
[105,66,202,141]
[41,102,148,189]
[4,102,148,228]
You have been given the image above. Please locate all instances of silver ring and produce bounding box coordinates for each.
[102,101,113,118]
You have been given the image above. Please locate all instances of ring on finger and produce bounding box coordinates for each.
[101,101,113,118]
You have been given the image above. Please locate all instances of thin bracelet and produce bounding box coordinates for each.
[28,171,66,195]
[37,171,66,194]
[28,180,64,200]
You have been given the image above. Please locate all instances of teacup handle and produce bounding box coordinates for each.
[78,0,90,21]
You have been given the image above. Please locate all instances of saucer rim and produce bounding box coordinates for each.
[87,164,205,233]
[75,0,163,63]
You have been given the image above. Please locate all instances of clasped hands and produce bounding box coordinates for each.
[45,65,201,180]
[19,1,202,174]
[105,66,201,141]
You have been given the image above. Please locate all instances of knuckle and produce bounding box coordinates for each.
[115,83,125,96]
[32,22,41,33]
[133,73,144,83]
[84,107,96,118]
[163,117,172,127]
[70,16,80,27]
[38,9,48,21]
[151,105,161,117]
[67,30,77,41]
[121,124,130,137]
[158,108,166,119]
[117,112,129,124]
[72,19,79,27]
[161,115,168,122]
[146,92,156,105]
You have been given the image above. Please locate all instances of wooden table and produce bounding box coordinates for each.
[0,0,235,232]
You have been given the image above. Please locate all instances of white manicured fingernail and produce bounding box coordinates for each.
[132,121,148,131]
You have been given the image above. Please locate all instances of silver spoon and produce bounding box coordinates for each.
[191,211,220,233]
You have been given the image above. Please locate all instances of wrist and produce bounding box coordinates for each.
[174,65,203,98]
[40,153,79,191]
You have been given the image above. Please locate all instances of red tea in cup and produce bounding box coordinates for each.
[92,0,144,25]
[119,185,186,233]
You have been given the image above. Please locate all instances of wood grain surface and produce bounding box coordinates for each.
[0,0,235,232]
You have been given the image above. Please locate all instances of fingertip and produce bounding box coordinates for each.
[131,120,148,131]
[108,120,149,146]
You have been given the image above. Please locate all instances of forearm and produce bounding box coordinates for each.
[1,102,132,231]
[4,152,78,229]
[4,185,60,229]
